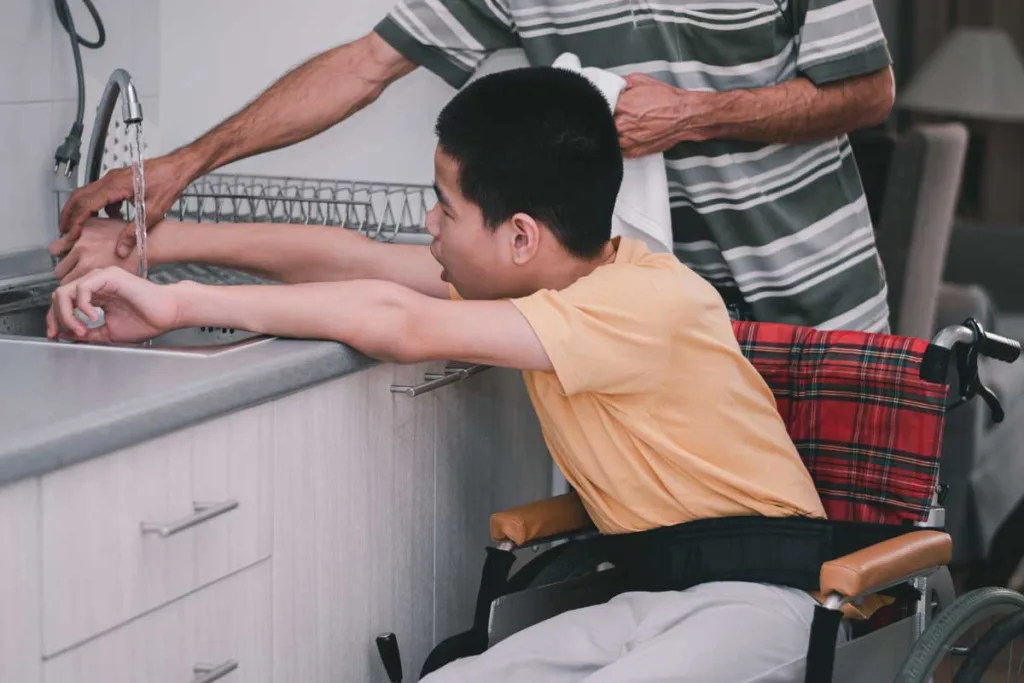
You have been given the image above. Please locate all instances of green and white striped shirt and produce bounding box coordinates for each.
[376,0,892,331]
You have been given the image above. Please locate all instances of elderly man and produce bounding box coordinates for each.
[56,0,894,331]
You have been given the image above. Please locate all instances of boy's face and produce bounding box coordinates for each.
[427,148,528,300]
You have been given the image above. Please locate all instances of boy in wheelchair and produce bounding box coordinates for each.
[50,66,998,682]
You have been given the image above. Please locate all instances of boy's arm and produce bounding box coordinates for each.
[53,218,449,299]
[50,267,552,370]
[177,279,552,368]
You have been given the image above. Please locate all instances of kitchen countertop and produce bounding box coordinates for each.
[0,335,376,488]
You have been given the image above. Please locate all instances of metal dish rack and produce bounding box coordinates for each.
[168,173,436,244]
[1,173,438,314]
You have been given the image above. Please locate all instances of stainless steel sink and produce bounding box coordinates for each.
[0,251,273,355]
[0,302,268,355]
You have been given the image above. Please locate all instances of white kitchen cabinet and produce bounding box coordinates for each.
[271,362,550,682]
[41,403,274,655]
[0,479,41,683]
[0,359,550,683]
[44,560,271,683]
[271,362,436,683]
[433,366,550,644]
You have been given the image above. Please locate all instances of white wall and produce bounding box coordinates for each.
[159,0,456,186]
[0,0,161,256]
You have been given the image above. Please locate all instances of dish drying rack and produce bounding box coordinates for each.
[168,173,436,244]
[0,173,438,311]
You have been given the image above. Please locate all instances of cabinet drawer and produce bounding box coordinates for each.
[44,560,271,683]
[42,404,273,654]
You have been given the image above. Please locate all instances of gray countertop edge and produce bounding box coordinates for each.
[0,340,378,488]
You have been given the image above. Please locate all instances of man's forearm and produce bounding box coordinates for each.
[675,68,894,144]
[174,279,419,361]
[171,32,416,181]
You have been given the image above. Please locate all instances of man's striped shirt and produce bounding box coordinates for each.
[376,0,893,331]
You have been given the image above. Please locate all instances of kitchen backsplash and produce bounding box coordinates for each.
[0,0,160,257]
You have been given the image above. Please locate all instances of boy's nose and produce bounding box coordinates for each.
[425,205,441,238]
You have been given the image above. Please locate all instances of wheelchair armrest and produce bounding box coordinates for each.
[819,530,952,601]
[490,492,596,546]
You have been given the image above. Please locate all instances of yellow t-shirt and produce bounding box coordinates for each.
[508,238,826,534]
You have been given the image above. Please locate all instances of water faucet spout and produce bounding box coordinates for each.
[84,68,144,187]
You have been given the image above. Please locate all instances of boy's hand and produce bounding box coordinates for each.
[50,217,140,283]
[46,267,181,344]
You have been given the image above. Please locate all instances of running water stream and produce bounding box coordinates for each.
[127,121,147,280]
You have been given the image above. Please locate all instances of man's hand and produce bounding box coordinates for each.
[614,74,693,158]
[50,217,140,283]
[58,154,190,257]
[46,267,181,344]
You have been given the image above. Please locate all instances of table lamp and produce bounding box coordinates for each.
[897,27,1024,220]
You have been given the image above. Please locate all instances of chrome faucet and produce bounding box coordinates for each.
[83,68,144,186]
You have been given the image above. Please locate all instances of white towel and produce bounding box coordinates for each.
[552,53,674,254]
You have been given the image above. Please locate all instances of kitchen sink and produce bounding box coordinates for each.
[0,302,268,355]
[0,251,273,355]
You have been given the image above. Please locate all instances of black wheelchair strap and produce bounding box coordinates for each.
[807,606,844,683]
[420,546,518,678]
[421,516,917,682]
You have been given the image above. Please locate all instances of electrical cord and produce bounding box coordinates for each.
[53,0,106,178]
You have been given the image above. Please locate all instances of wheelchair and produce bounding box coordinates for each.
[376,318,1024,683]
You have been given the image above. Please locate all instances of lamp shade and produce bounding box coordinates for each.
[898,27,1024,122]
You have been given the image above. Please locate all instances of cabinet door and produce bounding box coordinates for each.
[44,560,271,683]
[42,403,273,654]
[0,479,41,683]
[433,367,550,642]
[272,363,435,683]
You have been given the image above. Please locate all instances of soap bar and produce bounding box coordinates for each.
[73,306,106,330]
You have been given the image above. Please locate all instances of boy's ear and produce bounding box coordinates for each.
[508,213,543,265]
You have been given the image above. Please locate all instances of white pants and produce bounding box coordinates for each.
[422,582,830,683]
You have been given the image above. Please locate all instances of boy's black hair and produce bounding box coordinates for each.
[435,67,623,259]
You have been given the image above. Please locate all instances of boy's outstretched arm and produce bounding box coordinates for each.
[47,267,553,371]
[52,217,449,299]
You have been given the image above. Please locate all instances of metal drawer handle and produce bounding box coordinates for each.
[191,660,238,683]
[141,500,239,537]
[390,364,487,397]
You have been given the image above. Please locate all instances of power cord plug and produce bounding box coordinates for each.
[54,121,84,178]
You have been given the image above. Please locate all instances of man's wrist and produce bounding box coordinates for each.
[670,89,738,144]
[173,136,220,182]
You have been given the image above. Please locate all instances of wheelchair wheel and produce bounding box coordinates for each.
[952,610,1024,681]
[896,587,1024,683]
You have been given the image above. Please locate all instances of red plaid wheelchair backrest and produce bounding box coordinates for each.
[732,322,949,525]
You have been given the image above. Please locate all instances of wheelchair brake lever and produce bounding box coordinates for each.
[376,632,403,682]
[977,381,1005,423]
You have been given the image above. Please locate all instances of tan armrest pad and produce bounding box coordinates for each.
[820,530,952,598]
[490,492,595,545]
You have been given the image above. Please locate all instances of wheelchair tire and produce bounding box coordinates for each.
[949,609,1024,682]
[895,587,1024,683]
